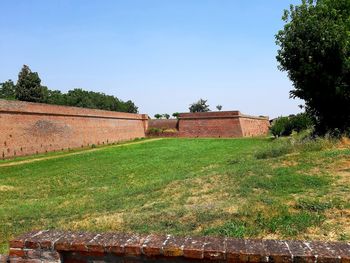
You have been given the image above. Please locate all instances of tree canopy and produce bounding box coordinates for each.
[15,65,47,103]
[0,80,16,100]
[0,65,138,113]
[276,0,350,135]
[189,99,210,113]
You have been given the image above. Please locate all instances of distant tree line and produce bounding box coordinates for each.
[0,65,138,113]
[153,99,224,119]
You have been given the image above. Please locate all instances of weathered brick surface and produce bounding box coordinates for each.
[162,235,186,257]
[149,119,178,130]
[239,116,270,137]
[0,255,8,263]
[142,235,168,257]
[7,230,350,262]
[183,237,206,259]
[178,111,269,138]
[0,99,148,159]
[203,236,226,260]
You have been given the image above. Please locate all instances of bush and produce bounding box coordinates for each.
[255,140,294,159]
[270,117,290,137]
[148,128,162,135]
[255,135,337,159]
[270,113,313,138]
[290,113,314,133]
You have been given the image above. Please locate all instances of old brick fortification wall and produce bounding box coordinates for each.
[149,119,178,130]
[178,111,269,138]
[239,115,270,137]
[6,230,350,262]
[0,99,148,159]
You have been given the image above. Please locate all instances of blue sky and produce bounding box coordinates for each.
[0,0,302,118]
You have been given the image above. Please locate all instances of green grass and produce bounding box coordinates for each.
[0,137,349,253]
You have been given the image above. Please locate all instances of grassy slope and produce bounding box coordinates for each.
[0,138,349,253]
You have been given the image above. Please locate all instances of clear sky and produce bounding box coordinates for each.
[0,0,302,118]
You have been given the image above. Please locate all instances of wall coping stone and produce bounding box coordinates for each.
[8,230,350,262]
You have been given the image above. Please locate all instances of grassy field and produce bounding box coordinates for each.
[0,137,349,253]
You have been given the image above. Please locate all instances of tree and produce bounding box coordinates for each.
[216,105,223,111]
[0,80,16,100]
[270,117,290,138]
[2,65,139,113]
[276,0,350,135]
[154,114,162,119]
[163,113,170,119]
[121,100,138,113]
[46,90,66,105]
[172,112,180,119]
[15,65,47,102]
[189,98,210,113]
[289,112,314,133]
[65,89,95,108]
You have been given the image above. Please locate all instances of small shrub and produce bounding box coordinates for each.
[148,128,163,135]
[256,135,337,159]
[298,137,335,152]
[255,140,293,159]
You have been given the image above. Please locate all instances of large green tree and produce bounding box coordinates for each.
[276,0,350,135]
[15,65,47,103]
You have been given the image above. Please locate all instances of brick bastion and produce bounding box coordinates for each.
[148,112,270,138]
[0,99,148,159]
[177,111,269,138]
[2,230,349,262]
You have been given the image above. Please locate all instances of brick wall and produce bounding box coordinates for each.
[178,111,269,138]
[7,230,350,262]
[239,116,270,137]
[148,119,178,130]
[0,99,148,159]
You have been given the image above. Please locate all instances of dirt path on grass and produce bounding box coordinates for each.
[0,138,164,168]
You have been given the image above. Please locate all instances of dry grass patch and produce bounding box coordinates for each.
[0,185,15,192]
[65,212,125,231]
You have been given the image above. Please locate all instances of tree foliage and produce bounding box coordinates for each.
[163,113,170,119]
[15,65,47,102]
[276,0,350,135]
[1,65,138,113]
[172,112,180,118]
[216,105,223,111]
[189,98,210,113]
[270,113,314,138]
[270,117,290,138]
[0,80,16,100]
[154,114,162,119]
